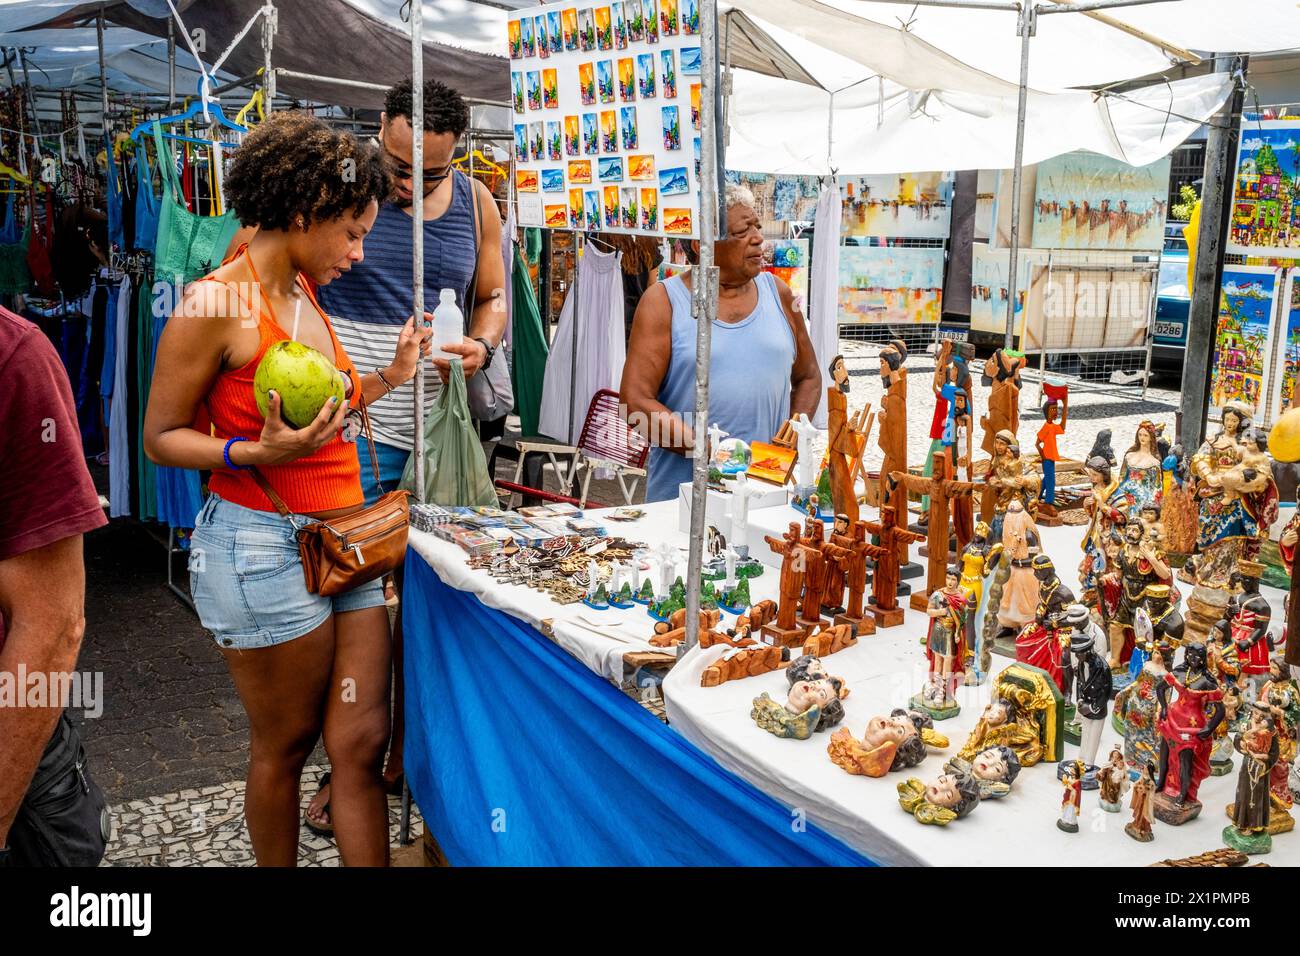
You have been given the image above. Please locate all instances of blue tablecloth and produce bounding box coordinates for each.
[403,553,875,866]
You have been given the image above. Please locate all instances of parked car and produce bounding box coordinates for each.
[1152,252,1190,369]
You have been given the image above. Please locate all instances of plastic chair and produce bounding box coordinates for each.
[507,389,649,508]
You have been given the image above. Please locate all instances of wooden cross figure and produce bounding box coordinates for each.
[891,450,980,612]
[863,504,925,628]
[832,519,877,635]
[762,522,816,647]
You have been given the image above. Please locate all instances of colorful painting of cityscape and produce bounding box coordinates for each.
[528,121,544,161]
[682,0,700,34]
[564,115,580,156]
[600,110,619,152]
[511,73,524,114]
[618,57,636,101]
[838,246,944,324]
[520,16,535,57]
[620,107,639,150]
[508,18,522,59]
[597,60,615,103]
[526,71,542,111]
[641,187,659,230]
[660,0,678,35]
[643,0,659,42]
[1030,151,1170,250]
[548,11,563,53]
[840,172,953,240]
[1228,120,1300,258]
[621,187,639,229]
[627,0,645,40]
[662,106,681,150]
[569,188,584,228]
[578,8,596,51]
[546,121,562,161]
[542,69,559,109]
[658,165,689,196]
[535,16,549,59]
[595,6,613,50]
[604,185,620,227]
[563,7,579,49]
[513,124,527,162]
[585,190,601,231]
[582,113,599,154]
[660,50,677,98]
[579,62,595,105]
[1211,265,1277,419]
[636,54,656,98]
[612,2,627,48]
[1276,273,1300,419]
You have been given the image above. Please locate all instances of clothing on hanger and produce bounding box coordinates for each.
[808,180,842,430]
[537,243,626,443]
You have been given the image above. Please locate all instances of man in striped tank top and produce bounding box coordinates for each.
[317,79,506,504]
[621,184,822,502]
[312,80,505,822]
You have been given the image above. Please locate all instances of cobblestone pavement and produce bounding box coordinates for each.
[103,765,422,867]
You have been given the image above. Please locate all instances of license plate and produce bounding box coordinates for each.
[1154,321,1184,339]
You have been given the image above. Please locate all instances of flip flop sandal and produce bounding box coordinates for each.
[303,771,335,837]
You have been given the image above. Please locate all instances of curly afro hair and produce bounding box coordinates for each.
[384,78,469,138]
[225,111,391,231]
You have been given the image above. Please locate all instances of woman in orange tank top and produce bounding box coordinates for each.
[144,113,431,868]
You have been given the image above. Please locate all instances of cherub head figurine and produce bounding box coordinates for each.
[898,770,982,825]
[946,745,1022,799]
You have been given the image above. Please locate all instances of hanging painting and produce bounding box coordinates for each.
[839,173,954,240]
[1227,120,1300,259]
[1030,151,1170,251]
[838,245,944,325]
[1210,265,1280,422]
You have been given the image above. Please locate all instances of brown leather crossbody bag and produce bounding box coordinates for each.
[250,400,410,597]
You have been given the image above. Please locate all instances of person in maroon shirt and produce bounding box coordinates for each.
[0,305,107,862]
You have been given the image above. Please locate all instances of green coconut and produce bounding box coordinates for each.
[253,340,346,429]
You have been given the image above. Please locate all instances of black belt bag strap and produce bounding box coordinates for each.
[4,713,110,867]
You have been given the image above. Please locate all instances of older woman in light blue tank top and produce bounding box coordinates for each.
[621,185,822,502]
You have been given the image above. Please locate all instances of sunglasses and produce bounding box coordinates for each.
[381,143,452,186]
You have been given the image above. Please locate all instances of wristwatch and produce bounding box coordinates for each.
[473,336,497,370]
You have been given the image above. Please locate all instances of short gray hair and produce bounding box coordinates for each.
[725,181,756,211]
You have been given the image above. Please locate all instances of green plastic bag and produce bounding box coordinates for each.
[400,358,498,506]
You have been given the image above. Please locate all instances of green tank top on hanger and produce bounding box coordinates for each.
[0,221,32,295]
[150,121,238,283]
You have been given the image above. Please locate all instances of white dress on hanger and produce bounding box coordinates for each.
[538,243,626,443]
[809,180,843,430]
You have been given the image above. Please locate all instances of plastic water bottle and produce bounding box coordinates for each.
[431,288,463,357]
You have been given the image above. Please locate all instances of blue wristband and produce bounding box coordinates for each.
[223,436,250,471]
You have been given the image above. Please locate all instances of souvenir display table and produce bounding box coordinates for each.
[403,498,1298,867]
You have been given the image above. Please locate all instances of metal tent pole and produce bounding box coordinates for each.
[97,6,110,135]
[262,2,277,107]
[411,1,427,500]
[683,0,722,653]
[568,232,582,445]
[1001,3,1035,350]
[167,17,176,108]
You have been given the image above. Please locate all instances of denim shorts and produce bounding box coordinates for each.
[188,495,386,650]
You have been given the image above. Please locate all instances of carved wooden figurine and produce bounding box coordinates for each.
[763,522,816,647]
[826,354,870,524]
[864,505,925,628]
[980,347,1026,458]
[876,340,911,563]
[892,452,978,612]
[833,519,877,636]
